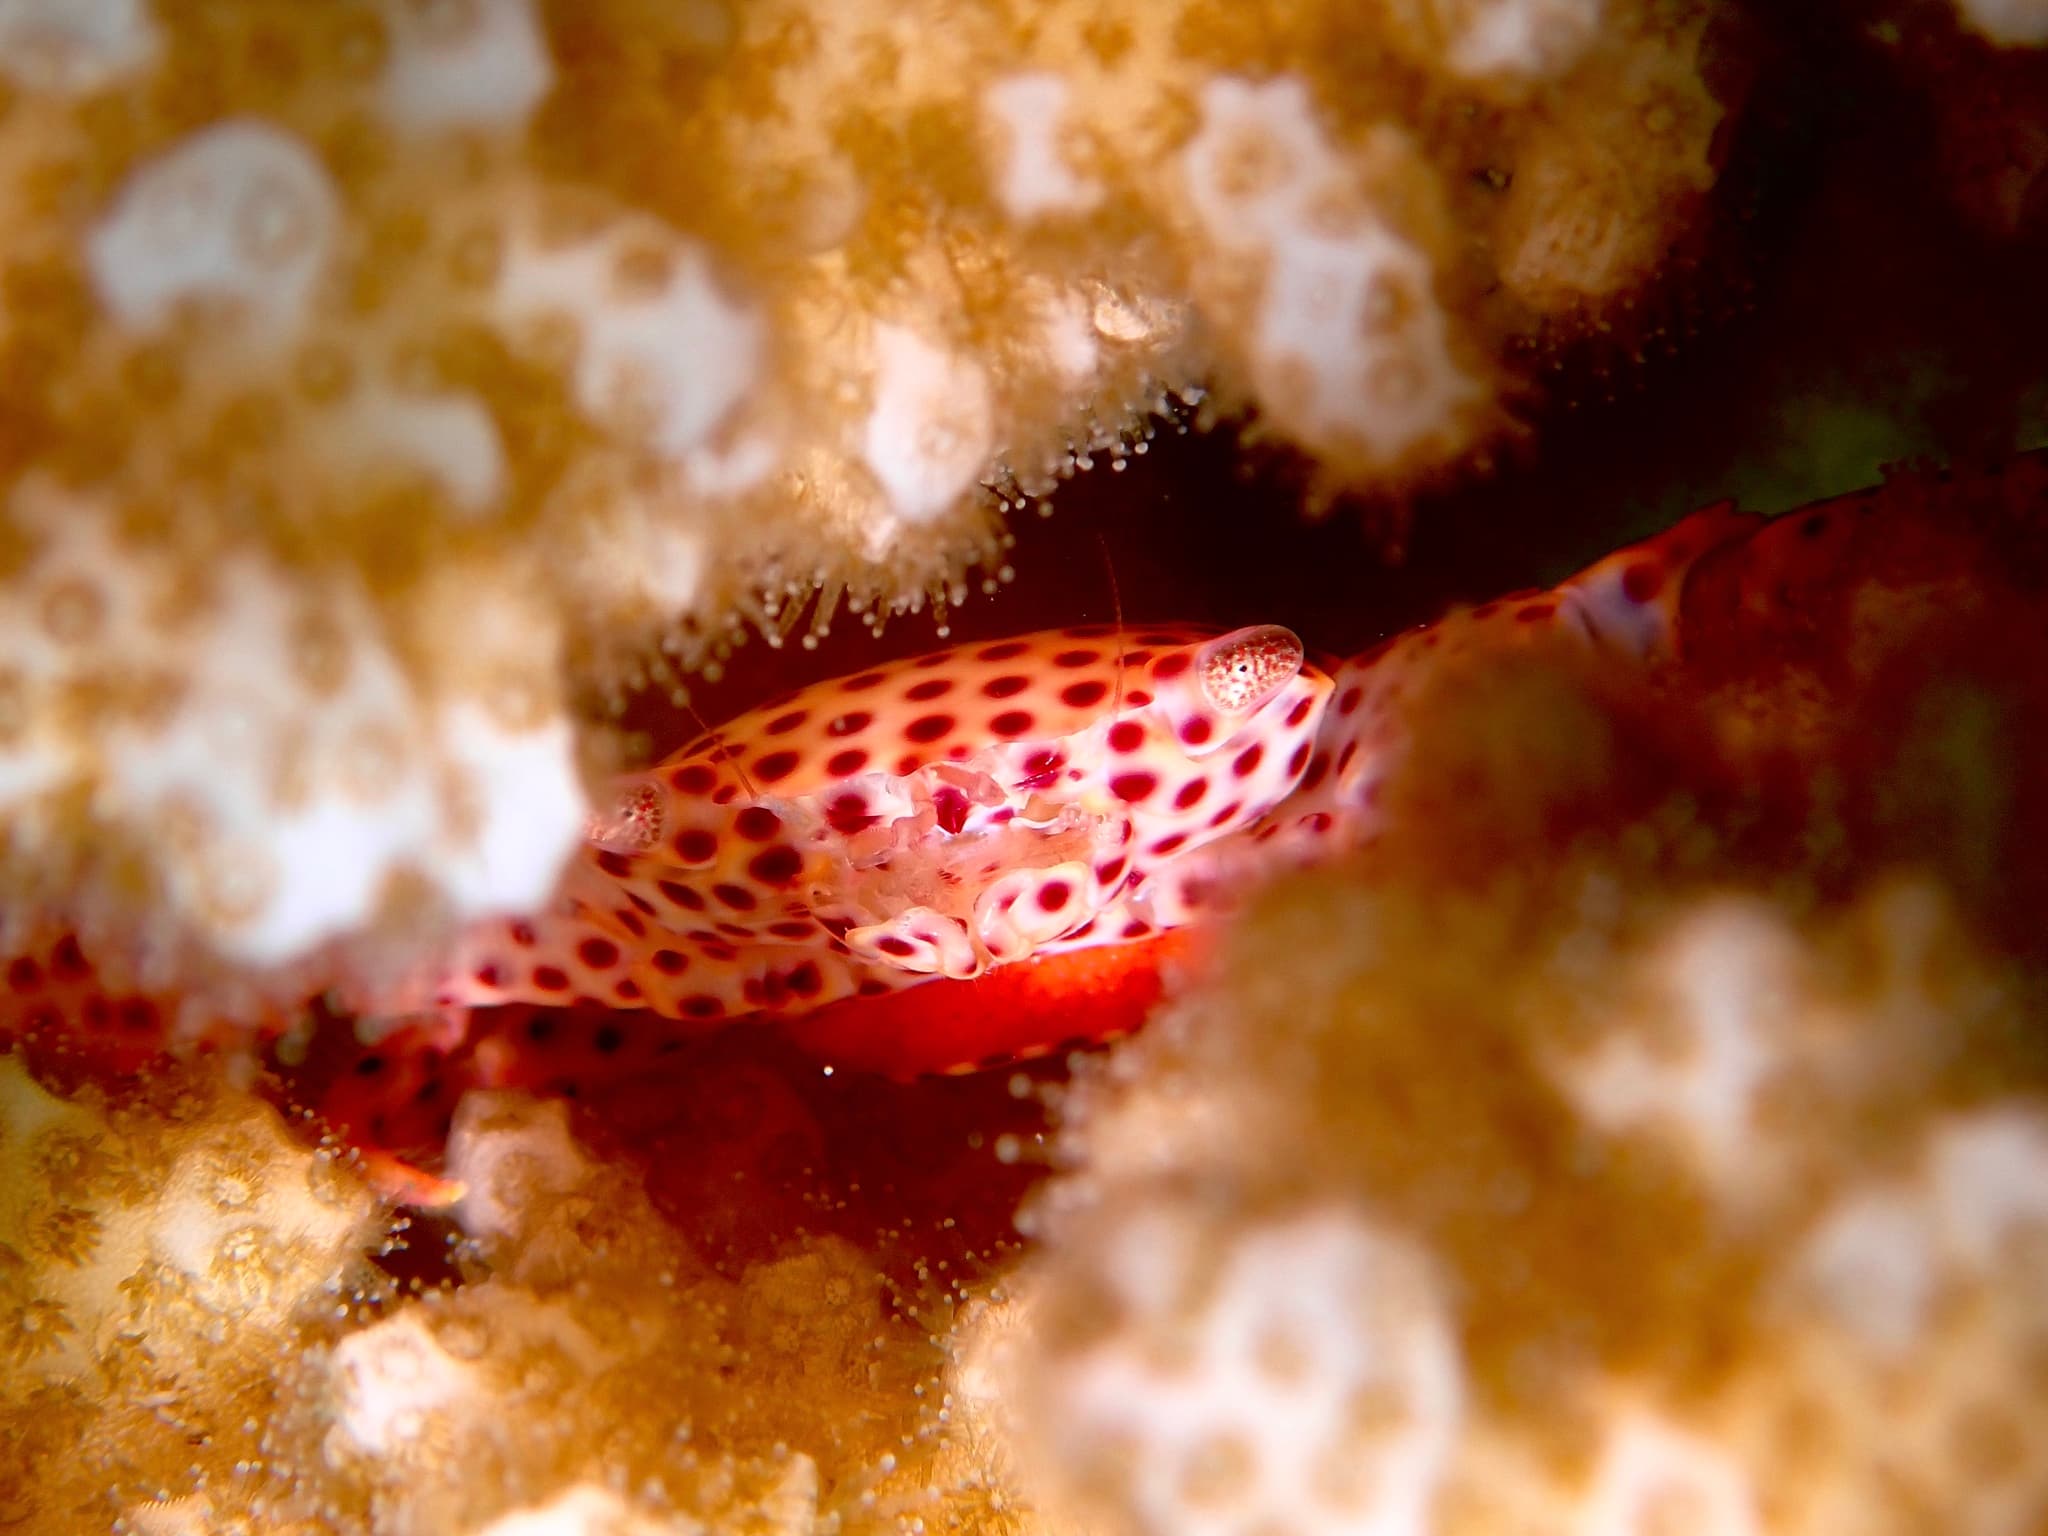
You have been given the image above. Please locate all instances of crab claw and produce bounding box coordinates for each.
[973,860,1097,963]
[845,908,983,978]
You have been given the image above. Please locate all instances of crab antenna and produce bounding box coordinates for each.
[1095,529,1127,719]
[678,689,759,801]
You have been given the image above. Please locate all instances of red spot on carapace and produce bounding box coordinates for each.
[755,750,801,784]
[734,806,781,841]
[841,671,886,692]
[826,793,878,835]
[652,949,687,975]
[1108,721,1145,753]
[6,956,41,991]
[1516,603,1556,623]
[578,938,619,969]
[1621,561,1664,603]
[1179,717,1212,746]
[1053,649,1099,668]
[748,845,804,885]
[1037,880,1071,911]
[906,677,953,702]
[595,849,633,878]
[1096,857,1126,885]
[1111,772,1157,802]
[1208,800,1242,826]
[712,883,758,911]
[826,747,869,777]
[510,921,537,947]
[1337,686,1363,715]
[787,961,823,997]
[906,713,956,744]
[827,711,872,737]
[978,639,1031,661]
[1233,743,1264,777]
[983,674,1030,699]
[991,709,1034,737]
[876,935,917,957]
[1062,679,1109,708]
[50,935,87,979]
[1287,742,1311,776]
[672,763,718,795]
[1153,652,1191,680]
[1286,696,1313,727]
[1153,833,1187,856]
[1020,748,1064,787]
[681,995,725,1019]
[1173,778,1207,810]
[674,828,717,864]
[533,965,569,991]
[765,709,809,736]
[658,879,706,912]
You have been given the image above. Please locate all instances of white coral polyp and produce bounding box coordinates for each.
[329,1309,485,1457]
[446,1092,594,1249]
[1927,1107,2048,1268]
[860,322,995,526]
[0,0,159,95]
[1784,1102,2048,1365]
[476,1485,695,1536]
[1182,77,1336,242]
[1440,0,1604,81]
[1789,1187,1942,1358]
[985,72,1103,220]
[0,477,586,967]
[309,385,508,516]
[1044,1205,1464,1536]
[1180,79,1477,464]
[495,212,763,463]
[378,0,555,134]
[1578,1412,1762,1536]
[1554,901,1792,1198]
[85,119,338,341]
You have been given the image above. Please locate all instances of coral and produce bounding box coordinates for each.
[291,1087,1039,1536]
[0,1049,1060,1535]
[0,0,1739,979]
[988,629,2048,1535]
[0,1051,391,1529]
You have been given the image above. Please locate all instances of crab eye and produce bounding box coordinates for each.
[1198,625,1304,714]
